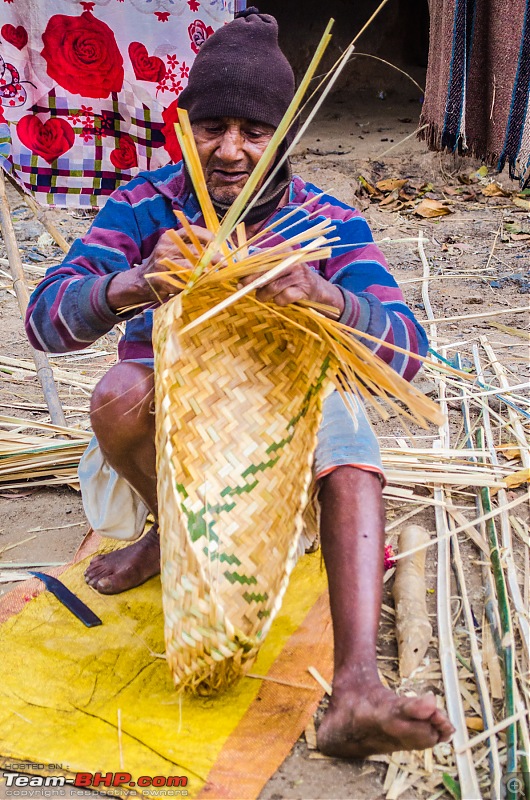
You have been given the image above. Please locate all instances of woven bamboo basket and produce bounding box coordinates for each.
[154,284,333,693]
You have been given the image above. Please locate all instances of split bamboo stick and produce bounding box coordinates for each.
[434,450,482,799]
[5,172,69,253]
[476,427,518,792]
[427,306,529,325]
[0,170,67,427]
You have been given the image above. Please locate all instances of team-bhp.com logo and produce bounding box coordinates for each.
[3,772,189,796]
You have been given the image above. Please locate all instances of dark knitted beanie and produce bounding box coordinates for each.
[178,9,295,128]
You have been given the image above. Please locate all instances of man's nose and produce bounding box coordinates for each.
[216,127,244,162]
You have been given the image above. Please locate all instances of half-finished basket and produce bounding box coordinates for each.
[154,286,331,693]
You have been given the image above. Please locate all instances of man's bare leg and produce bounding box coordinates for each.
[316,466,454,758]
[84,362,161,594]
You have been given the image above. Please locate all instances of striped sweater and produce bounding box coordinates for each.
[25,163,427,381]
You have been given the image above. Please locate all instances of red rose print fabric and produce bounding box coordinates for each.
[188,19,214,54]
[0,1,235,207]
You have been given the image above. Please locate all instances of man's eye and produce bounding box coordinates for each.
[246,130,268,141]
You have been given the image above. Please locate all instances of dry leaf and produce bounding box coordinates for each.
[358,175,380,197]
[414,199,452,218]
[504,467,530,490]
[482,182,511,197]
[379,189,401,207]
[442,185,462,196]
[495,444,521,459]
[465,717,484,732]
[511,232,530,240]
[491,467,530,496]
[376,178,408,192]
[512,197,530,211]
[457,172,477,185]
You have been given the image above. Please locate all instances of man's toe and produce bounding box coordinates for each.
[400,693,437,722]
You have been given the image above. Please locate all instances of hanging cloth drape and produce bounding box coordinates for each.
[420,0,530,187]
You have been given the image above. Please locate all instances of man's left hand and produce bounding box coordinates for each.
[240,263,345,319]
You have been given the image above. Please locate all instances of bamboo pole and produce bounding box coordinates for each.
[0,170,67,427]
[5,172,69,253]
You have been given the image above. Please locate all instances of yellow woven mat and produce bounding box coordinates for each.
[0,546,331,799]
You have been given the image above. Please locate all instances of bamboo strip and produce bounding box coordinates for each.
[0,414,91,438]
[423,254,483,796]
[0,356,96,391]
[473,345,530,660]
[418,231,437,349]
[480,337,530,470]
[242,42,356,222]
[434,353,481,796]
[176,109,219,236]
[477,428,518,791]
[454,710,528,754]
[427,306,529,325]
[391,494,530,561]
[448,434,502,794]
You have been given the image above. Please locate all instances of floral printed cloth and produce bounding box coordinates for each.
[0,0,236,207]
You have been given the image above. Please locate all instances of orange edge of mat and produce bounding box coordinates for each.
[198,590,333,800]
[0,529,101,623]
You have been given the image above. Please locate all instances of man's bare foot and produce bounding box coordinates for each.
[84,525,160,594]
[317,681,455,759]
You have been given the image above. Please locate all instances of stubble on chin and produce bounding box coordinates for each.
[208,187,240,205]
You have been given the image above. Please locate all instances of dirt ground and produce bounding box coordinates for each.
[0,89,529,800]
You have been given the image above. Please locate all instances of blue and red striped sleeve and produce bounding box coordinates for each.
[25,189,145,353]
[23,170,177,354]
[289,180,428,381]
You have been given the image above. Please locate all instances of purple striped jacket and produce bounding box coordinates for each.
[25,163,427,381]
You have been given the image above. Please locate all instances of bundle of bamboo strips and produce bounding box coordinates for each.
[391,232,530,800]
[0,415,90,488]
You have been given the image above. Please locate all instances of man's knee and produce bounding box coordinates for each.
[320,465,383,498]
[90,362,154,439]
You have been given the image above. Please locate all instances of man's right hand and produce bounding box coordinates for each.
[106,225,214,312]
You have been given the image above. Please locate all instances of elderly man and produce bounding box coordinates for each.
[26,9,454,758]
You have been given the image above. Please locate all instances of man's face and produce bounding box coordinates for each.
[191,117,277,205]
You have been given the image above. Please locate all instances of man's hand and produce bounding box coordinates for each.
[240,263,345,318]
[106,226,214,312]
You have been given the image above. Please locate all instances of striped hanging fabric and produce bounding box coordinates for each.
[420,0,530,187]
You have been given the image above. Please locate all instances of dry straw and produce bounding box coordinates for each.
[153,18,446,694]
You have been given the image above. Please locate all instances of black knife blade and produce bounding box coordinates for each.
[29,571,102,628]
